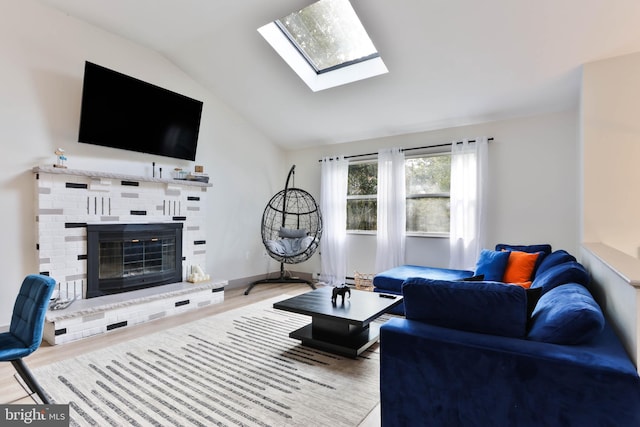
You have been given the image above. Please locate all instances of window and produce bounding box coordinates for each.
[258,0,388,91]
[275,0,379,74]
[347,162,377,231]
[346,154,451,234]
[405,155,451,234]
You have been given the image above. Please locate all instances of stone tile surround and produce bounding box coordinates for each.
[44,280,226,345]
[33,166,224,344]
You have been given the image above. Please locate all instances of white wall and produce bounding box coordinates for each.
[582,51,640,257]
[580,51,640,369]
[0,0,284,327]
[286,109,580,278]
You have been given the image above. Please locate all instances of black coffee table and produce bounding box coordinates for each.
[273,286,403,357]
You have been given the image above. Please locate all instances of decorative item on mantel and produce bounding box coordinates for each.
[173,168,188,180]
[54,148,67,168]
[187,265,210,283]
[188,165,209,183]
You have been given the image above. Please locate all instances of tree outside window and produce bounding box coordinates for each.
[346,154,451,233]
[347,162,377,230]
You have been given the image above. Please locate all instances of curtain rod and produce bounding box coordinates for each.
[318,137,494,162]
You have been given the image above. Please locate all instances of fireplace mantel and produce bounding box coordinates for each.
[33,166,212,188]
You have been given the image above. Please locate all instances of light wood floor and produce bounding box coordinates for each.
[0,283,381,426]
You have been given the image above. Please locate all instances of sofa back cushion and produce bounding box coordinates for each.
[527,283,605,344]
[402,277,528,338]
[495,243,552,255]
[530,261,589,294]
[535,249,577,276]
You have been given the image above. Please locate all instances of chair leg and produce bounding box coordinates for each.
[11,359,51,404]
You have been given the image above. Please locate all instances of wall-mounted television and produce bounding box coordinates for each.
[78,61,203,161]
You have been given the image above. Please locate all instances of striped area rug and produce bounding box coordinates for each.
[33,295,385,427]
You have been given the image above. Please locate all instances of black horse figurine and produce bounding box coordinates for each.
[331,285,351,304]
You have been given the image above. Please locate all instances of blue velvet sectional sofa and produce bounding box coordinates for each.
[377,245,640,426]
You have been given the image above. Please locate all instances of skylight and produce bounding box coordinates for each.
[258,0,388,91]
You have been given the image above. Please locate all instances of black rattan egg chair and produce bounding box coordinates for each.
[244,165,322,295]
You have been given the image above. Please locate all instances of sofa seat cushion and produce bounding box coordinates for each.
[528,283,605,345]
[530,261,589,294]
[372,265,473,293]
[402,277,528,338]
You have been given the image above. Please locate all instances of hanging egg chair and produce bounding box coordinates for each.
[244,165,322,295]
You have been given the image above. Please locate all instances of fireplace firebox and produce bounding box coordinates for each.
[86,223,183,298]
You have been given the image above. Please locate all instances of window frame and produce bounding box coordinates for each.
[273,3,380,75]
[257,0,388,92]
[345,152,451,238]
[346,159,378,233]
[404,152,451,238]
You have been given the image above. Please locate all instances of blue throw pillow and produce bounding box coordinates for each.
[530,261,589,294]
[475,249,510,281]
[402,277,528,338]
[535,250,577,276]
[528,283,605,344]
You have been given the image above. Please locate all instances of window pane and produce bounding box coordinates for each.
[348,162,377,196]
[406,155,451,194]
[347,199,377,231]
[407,198,450,233]
[276,0,379,72]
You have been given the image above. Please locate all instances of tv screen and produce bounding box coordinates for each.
[78,61,203,161]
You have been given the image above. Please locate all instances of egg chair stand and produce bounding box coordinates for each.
[244,165,322,295]
[244,263,316,295]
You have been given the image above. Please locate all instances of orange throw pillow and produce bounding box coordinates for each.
[502,251,540,284]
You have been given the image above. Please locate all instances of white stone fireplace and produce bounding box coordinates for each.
[33,166,226,344]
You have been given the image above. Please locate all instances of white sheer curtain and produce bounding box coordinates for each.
[320,157,349,286]
[375,148,406,272]
[449,137,489,270]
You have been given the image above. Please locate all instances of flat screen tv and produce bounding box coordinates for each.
[78,61,203,161]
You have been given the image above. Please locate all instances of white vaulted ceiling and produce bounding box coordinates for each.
[36,0,640,149]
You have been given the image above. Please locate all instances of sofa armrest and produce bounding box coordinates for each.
[380,318,640,427]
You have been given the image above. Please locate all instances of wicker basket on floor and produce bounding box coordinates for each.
[354,272,375,291]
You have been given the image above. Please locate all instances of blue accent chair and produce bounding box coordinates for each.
[0,275,56,403]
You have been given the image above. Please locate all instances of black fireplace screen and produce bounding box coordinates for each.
[99,238,176,279]
[86,223,183,298]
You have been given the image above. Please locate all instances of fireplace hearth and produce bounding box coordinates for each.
[86,223,183,298]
